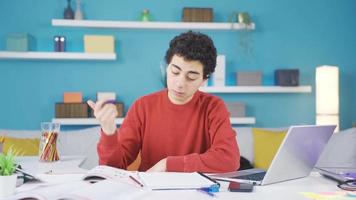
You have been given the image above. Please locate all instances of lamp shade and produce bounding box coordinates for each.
[316,66,339,114]
[315,65,339,131]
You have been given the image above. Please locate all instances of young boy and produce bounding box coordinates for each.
[88,31,240,172]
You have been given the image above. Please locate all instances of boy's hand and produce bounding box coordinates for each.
[87,100,118,135]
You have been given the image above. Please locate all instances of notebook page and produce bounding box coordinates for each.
[62,179,147,200]
[138,172,214,190]
[13,181,89,200]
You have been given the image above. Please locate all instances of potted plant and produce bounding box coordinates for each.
[237,12,254,59]
[228,11,254,60]
[0,148,19,198]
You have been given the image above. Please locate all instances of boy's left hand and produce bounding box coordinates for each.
[146,158,167,172]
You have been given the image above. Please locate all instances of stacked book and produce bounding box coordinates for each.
[182,7,213,22]
[55,92,124,118]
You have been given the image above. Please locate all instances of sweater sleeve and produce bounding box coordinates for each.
[166,100,240,173]
[97,99,143,169]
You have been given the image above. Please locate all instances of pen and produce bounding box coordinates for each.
[197,188,216,197]
[197,172,221,189]
[129,175,144,187]
[103,100,116,105]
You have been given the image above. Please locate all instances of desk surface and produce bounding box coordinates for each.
[12,160,348,200]
[13,173,344,200]
[140,172,341,200]
[17,156,86,175]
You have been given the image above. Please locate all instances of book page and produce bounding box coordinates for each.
[13,181,89,200]
[138,172,215,190]
[82,165,139,187]
[83,165,131,182]
[60,179,148,200]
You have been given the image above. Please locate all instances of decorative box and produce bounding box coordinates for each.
[54,36,66,52]
[182,7,213,22]
[212,55,226,86]
[226,102,245,117]
[63,92,82,103]
[97,92,116,102]
[55,103,88,118]
[274,69,299,86]
[236,71,262,86]
[89,102,124,118]
[6,33,36,51]
[84,35,115,53]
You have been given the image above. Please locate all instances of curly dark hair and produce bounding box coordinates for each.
[165,31,217,79]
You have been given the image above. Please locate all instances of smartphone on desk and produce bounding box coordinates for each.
[228,182,254,192]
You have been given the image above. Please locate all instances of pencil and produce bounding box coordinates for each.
[198,172,221,188]
[129,175,144,187]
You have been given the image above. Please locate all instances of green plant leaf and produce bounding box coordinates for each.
[0,146,19,176]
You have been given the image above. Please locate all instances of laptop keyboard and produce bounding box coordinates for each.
[233,172,267,181]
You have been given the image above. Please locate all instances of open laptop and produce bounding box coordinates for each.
[210,125,336,185]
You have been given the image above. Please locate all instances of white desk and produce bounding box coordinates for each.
[16,156,87,175]
[11,168,345,200]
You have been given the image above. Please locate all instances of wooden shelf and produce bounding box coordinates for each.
[0,51,116,60]
[199,86,312,93]
[52,117,255,125]
[52,19,255,30]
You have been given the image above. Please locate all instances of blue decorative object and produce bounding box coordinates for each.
[54,36,66,52]
[140,9,151,21]
[64,0,74,19]
[274,69,299,86]
[6,33,36,52]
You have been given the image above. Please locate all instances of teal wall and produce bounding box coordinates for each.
[0,0,355,130]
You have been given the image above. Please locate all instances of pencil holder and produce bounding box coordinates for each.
[39,122,60,162]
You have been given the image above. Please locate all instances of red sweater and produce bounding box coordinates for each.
[97,89,240,172]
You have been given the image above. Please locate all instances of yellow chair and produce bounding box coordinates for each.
[252,128,287,170]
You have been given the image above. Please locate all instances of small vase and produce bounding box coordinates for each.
[74,0,83,20]
[64,0,74,19]
[238,12,251,24]
[140,9,151,22]
[0,174,17,198]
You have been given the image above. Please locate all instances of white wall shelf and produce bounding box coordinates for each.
[52,19,255,30]
[0,51,116,60]
[52,118,124,125]
[199,86,312,93]
[230,117,256,125]
[52,117,255,125]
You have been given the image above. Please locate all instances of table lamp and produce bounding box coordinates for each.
[316,65,339,132]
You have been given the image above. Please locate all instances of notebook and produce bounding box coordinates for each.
[82,165,217,190]
[210,125,336,185]
[316,167,356,182]
[138,172,217,190]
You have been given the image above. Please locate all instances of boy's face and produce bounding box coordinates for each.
[166,55,206,105]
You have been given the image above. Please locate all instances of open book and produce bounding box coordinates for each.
[138,172,218,190]
[12,165,218,199]
[13,180,146,200]
[12,165,145,200]
[82,165,218,190]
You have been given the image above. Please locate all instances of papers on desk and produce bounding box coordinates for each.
[12,165,218,199]
[13,180,147,200]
